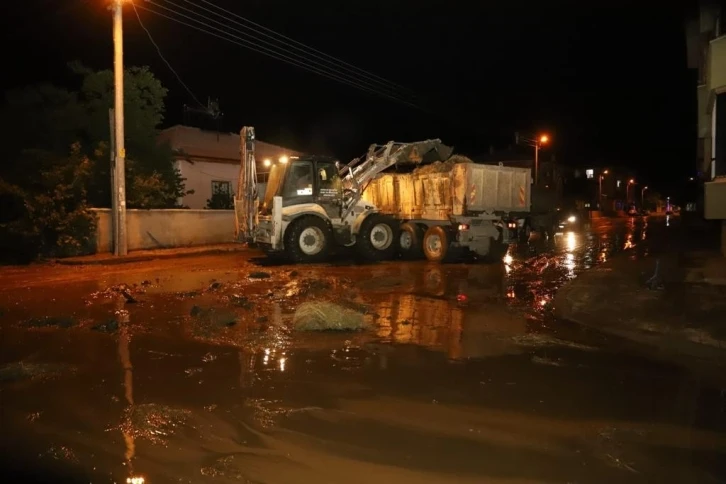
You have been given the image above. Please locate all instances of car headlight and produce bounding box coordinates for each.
[567,215,576,223]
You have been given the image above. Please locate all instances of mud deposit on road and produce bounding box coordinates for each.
[1,218,726,482]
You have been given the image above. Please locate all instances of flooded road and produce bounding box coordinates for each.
[1,216,725,483]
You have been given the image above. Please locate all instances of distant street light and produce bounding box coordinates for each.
[626,179,635,203]
[641,186,648,206]
[514,132,550,186]
[598,169,609,210]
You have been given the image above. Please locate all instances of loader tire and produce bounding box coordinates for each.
[284,216,332,263]
[398,222,424,259]
[356,214,398,262]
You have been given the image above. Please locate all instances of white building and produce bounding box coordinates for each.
[157,125,303,209]
[686,1,726,253]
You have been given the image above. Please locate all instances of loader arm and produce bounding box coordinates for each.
[234,126,258,243]
[339,139,452,218]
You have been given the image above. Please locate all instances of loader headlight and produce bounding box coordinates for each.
[567,216,576,223]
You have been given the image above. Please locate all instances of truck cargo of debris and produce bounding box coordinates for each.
[413,154,474,175]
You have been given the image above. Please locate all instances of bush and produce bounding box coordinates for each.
[0,144,98,264]
[206,186,234,210]
[0,180,40,264]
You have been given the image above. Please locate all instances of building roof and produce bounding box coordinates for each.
[158,125,303,164]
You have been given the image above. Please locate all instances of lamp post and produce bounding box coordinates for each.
[626,179,635,203]
[112,0,128,256]
[515,132,550,186]
[598,169,609,209]
[641,186,648,207]
[533,134,548,186]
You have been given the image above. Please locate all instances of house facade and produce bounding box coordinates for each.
[158,125,302,209]
[686,1,726,253]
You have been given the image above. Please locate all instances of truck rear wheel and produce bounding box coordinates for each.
[356,214,398,261]
[423,225,458,263]
[398,222,424,259]
[285,216,332,263]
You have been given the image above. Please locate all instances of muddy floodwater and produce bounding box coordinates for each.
[1,217,725,483]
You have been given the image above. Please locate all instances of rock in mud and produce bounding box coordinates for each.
[293,302,367,331]
[190,306,238,333]
[92,319,119,334]
[230,294,254,309]
[20,316,76,329]
[249,271,272,279]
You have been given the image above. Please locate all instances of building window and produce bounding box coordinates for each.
[586,169,594,179]
[212,180,231,195]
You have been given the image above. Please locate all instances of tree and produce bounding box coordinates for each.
[72,63,192,208]
[0,63,192,210]
[0,144,97,263]
[0,64,190,262]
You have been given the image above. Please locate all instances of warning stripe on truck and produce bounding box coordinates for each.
[519,186,526,206]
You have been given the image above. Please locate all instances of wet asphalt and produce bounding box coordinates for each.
[1,215,725,483]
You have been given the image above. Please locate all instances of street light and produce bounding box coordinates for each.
[598,169,609,209]
[263,159,271,168]
[641,186,648,206]
[279,155,289,164]
[111,0,128,256]
[626,179,635,203]
[534,134,549,186]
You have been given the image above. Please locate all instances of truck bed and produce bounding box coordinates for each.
[362,163,531,221]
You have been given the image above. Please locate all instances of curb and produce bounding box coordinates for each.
[54,247,251,266]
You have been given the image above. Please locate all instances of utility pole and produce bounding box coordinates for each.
[109,109,119,252]
[112,0,127,256]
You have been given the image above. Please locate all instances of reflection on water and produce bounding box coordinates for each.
[566,231,576,252]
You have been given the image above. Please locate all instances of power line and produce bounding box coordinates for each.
[181,0,415,98]
[131,1,207,110]
[149,0,417,105]
[135,3,425,111]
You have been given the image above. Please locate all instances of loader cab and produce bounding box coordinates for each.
[260,156,342,215]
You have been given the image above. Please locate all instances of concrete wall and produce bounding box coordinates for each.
[93,208,235,253]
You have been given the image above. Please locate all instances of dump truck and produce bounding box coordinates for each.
[234,126,532,263]
[361,160,531,261]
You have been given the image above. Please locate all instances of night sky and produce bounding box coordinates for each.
[3,0,696,194]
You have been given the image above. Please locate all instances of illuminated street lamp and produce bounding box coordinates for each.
[534,134,549,186]
[515,132,550,186]
[641,186,648,206]
[598,169,609,209]
[626,179,635,203]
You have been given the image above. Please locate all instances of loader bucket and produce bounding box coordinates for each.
[396,140,454,165]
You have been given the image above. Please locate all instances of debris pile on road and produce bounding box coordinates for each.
[293,301,367,331]
[0,361,72,382]
[413,154,473,175]
[120,403,191,444]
